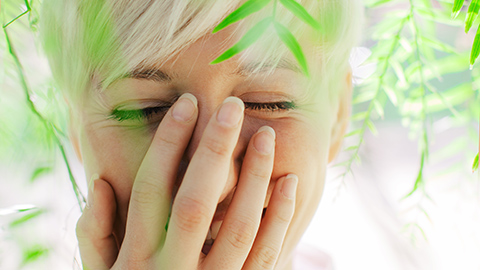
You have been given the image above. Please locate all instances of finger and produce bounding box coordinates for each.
[160,96,244,269]
[243,174,297,270]
[76,178,118,270]
[119,93,198,262]
[204,126,276,268]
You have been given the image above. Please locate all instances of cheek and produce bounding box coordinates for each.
[269,117,330,193]
[81,124,153,209]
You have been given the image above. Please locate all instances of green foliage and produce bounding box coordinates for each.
[273,22,309,76]
[9,209,44,228]
[465,0,480,33]
[21,245,49,266]
[211,0,319,77]
[452,0,465,19]
[335,0,479,203]
[1,0,86,212]
[457,0,480,65]
[473,153,479,172]
[278,0,321,30]
[30,166,54,182]
[212,0,271,33]
[211,17,273,64]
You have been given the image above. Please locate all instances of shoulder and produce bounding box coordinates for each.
[292,243,335,270]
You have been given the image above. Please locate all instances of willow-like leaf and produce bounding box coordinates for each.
[373,99,385,119]
[210,17,272,64]
[212,0,271,33]
[473,153,479,172]
[366,119,379,136]
[365,0,396,8]
[9,209,44,228]
[344,145,359,151]
[345,129,362,138]
[30,166,53,182]
[420,35,457,54]
[383,85,399,106]
[470,25,480,66]
[452,0,465,19]
[273,22,309,76]
[279,0,321,30]
[390,59,407,85]
[351,111,369,121]
[465,0,480,33]
[403,150,426,199]
[22,245,49,266]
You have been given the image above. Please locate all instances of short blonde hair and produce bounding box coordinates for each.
[40,0,363,109]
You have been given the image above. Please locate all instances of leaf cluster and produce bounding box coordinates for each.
[338,0,480,198]
[210,0,322,77]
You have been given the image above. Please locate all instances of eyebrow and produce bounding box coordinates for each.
[123,68,176,83]
[233,58,303,76]
[121,58,301,83]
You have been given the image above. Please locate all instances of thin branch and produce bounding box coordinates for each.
[3,27,86,212]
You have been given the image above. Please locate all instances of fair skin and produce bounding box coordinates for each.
[72,26,352,269]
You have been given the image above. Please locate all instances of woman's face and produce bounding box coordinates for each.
[73,27,350,269]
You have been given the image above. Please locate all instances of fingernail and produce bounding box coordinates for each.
[216,96,244,127]
[282,174,298,199]
[172,93,197,122]
[86,173,99,209]
[254,126,275,155]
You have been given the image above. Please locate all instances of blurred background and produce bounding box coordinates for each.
[1,0,479,269]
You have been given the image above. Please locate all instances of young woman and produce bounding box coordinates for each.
[40,0,363,269]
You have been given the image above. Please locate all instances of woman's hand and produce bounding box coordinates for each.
[75,94,298,269]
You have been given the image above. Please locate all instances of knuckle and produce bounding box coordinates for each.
[173,196,211,233]
[131,180,164,207]
[157,132,181,150]
[246,166,272,181]
[251,245,279,269]
[272,206,294,224]
[224,218,256,249]
[202,135,231,158]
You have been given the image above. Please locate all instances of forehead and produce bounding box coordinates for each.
[111,25,308,86]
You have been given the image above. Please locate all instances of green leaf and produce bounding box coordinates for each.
[22,245,49,266]
[9,209,44,228]
[344,145,359,151]
[366,120,378,136]
[210,17,272,65]
[390,59,407,85]
[420,35,457,54]
[279,0,321,30]
[212,0,271,33]
[345,129,362,138]
[365,0,395,8]
[30,166,53,182]
[373,100,385,119]
[383,85,398,106]
[465,0,480,33]
[473,153,479,172]
[351,111,368,121]
[471,26,480,66]
[403,151,426,199]
[273,22,309,76]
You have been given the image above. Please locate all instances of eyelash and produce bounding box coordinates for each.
[109,101,296,122]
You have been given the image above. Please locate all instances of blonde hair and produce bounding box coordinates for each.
[40,0,364,110]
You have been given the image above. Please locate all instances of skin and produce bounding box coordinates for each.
[72,26,352,269]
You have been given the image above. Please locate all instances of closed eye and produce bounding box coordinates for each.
[109,101,296,122]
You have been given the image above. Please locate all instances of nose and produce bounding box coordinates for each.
[176,97,248,204]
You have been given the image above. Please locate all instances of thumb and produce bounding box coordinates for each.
[76,177,118,269]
